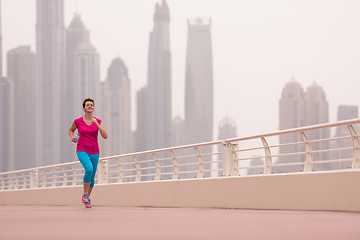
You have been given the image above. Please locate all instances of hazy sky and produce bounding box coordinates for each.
[2,0,360,140]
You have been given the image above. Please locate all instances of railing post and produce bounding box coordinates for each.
[116,158,123,183]
[30,169,38,189]
[348,124,360,169]
[133,156,141,182]
[0,175,3,190]
[62,167,67,187]
[14,174,19,190]
[41,170,47,188]
[8,174,14,190]
[171,151,179,180]
[152,153,161,180]
[194,147,204,178]
[260,137,273,174]
[22,172,26,189]
[300,131,313,172]
[223,141,237,176]
[51,168,56,187]
[98,160,108,184]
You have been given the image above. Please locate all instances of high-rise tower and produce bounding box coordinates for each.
[184,18,214,177]
[0,77,13,172]
[73,42,100,115]
[278,79,305,172]
[103,58,131,156]
[135,86,147,152]
[278,80,330,172]
[64,14,100,163]
[0,0,2,76]
[35,0,66,166]
[146,0,172,151]
[304,82,330,169]
[66,14,90,119]
[184,18,214,144]
[7,46,36,170]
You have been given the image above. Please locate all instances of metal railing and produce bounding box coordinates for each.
[1,119,360,191]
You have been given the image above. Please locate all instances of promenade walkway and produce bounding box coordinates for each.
[1,206,359,240]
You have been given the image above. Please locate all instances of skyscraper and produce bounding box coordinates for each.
[184,18,214,145]
[0,0,2,77]
[0,0,12,172]
[73,42,100,115]
[184,18,214,177]
[185,18,214,143]
[135,86,147,152]
[146,0,172,151]
[218,117,237,141]
[66,13,90,120]
[35,0,66,166]
[278,79,305,172]
[0,76,14,172]
[171,116,185,147]
[7,46,36,170]
[304,82,330,170]
[102,58,131,156]
[65,14,100,163]
[278,79,330,172]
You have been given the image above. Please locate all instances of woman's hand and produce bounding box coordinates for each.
[92,118,99,126]
[71,136,78,143]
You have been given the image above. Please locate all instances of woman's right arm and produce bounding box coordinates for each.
[69,121,78,143]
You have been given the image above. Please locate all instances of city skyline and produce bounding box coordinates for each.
[2,0,360,140]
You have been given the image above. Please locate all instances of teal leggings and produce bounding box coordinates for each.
[77,151,99,188]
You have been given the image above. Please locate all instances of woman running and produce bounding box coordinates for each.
[68,98,108,208]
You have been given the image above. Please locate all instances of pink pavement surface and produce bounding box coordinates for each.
[0,205,359,240]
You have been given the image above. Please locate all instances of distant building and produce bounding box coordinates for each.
[7,46,36,170]
[278,79,305,172]
[35,0,66,167]
[304,83,330,170]
[66,13,90,120]
[172,116,185,147]
[65,14,101,162]
[0,76,14,172]
[185,18,214,145]
[184,18,214,178]
[102,58,131,156]
[334,105,359,169]
[218,117,237,140]
[73,42,101,116]
[0,0,2,77]
[247,157,264,176]
[278,79,330,172]
[0,2,14,172]
[146,0,172,151]
[135,86,147,152]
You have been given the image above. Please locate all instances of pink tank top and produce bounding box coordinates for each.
[74,117,102,154]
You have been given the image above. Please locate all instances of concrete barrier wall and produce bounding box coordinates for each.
[1,170,359,212]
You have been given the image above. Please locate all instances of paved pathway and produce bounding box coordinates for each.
[0,206,359,240]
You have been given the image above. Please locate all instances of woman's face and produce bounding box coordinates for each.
[83,101,95,113]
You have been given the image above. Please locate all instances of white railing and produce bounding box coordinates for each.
[1,119,360,191]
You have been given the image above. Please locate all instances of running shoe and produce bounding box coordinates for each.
[85,199,92,208]
[82,193,89,204]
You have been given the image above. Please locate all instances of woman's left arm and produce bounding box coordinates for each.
[93,118,108,139]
